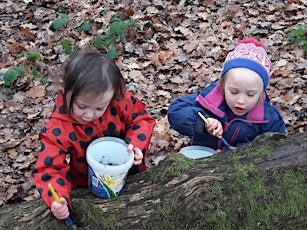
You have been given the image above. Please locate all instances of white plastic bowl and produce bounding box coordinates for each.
[179,146,214,159]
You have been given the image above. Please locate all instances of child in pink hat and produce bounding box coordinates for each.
[168,38,286,153]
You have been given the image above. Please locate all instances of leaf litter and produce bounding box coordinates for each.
[0,0,306,207]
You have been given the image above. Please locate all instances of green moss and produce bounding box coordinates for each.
[231,146,272,161]
[101,214,117,230]
[148,154,193,184]
[141,162,306,229]
[78,203,117,229]
[142,198,180,230]
[247,146,272,158]
[149,188,163,198]
[209,165,307,229]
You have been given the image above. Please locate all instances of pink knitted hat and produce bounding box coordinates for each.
[221,38,271,90]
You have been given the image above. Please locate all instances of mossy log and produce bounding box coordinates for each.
[0,132,306,230]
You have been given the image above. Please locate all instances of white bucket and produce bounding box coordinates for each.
[86,137,134,198]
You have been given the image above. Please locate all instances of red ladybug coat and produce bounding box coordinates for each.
[33,91,156,208]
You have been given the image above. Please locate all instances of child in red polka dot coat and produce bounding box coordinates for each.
[32,50,156,221]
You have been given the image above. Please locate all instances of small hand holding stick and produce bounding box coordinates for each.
[48,183,74,227]
[197,112,236,150]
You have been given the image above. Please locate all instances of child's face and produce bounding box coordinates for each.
[67,89,114,125]
[224,67,263,116]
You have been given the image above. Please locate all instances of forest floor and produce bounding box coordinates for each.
[0,0,306,207]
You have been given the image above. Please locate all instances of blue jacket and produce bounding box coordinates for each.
[168,81,286,151]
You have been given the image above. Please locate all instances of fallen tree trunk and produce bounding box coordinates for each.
[1,132,306,230]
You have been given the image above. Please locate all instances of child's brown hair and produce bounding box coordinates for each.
[62,50,126,113]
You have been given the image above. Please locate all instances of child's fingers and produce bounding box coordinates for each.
[212,123,223,136]
[127,145,143,164]
[214,149,223,155]
[133,147,143,165]
[134,159,142,165]
[50,197,70,220]
[206,118,223,136]
[127,144,134,152]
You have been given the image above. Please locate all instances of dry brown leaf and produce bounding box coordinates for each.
[183,40,199,53]
[276,59,288,67]
[0,0,306,208]
[20,27,36,41]
[7,148,18,160]
[6,43,27,54]
[25,85,45,98]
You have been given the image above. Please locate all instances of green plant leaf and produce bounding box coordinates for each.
[90,34,116,48]
[103,34,116,47]
[90,36,104,48]
[135,23,141,30]
[64,46,72,55]
[293,37,306,45]
[108,19,134,37]
[144,22,152,29]
[107,47,117,59]
[108,21,125,37]
[15,65,25,77]
[110,12,124,22]
[126,19,134,27]
[3,66,24,85]
[61,39,72,47]
[4,69,18,85]
[26,51,41,61]
[285,24,307,40]
[61,40,74,54]
[32,68,39,78]
[78,21,91,32]
[52,13,69,29]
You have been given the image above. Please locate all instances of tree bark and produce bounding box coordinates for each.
[1,132,306,230]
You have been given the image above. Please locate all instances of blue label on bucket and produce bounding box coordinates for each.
[88,165,125,198]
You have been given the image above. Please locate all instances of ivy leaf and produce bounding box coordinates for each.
[15,66,25,78]
[32,68,39,78]
[107,47,117,59]
[61,39,73,54]
[52,13,69,29]
[90,36,105,48]
[110,12,124,22]
[26,51,41,61]
[293,37,306,45]
[108,21,127,37]
[78,20,91,32]
[103,34,116,47]
[90,34,116,48]
[4,69,18,85]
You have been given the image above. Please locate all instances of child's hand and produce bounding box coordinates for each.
[127,144,143,165]
[206,118,223,137]
[214,149,223,155]
[50,197,69,220]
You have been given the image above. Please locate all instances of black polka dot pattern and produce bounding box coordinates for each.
[41,173,51,182]
[110,107,117,116]
[59,105,67,114]
[56,178,65,186]
[84,127,94,136]
[44,157,53,166]
[137,133,146,142]
[40,143,45,152]
[132,124,140,130]
[52,128,61,136]
[33,91,156,209]
[69,132,77,141]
